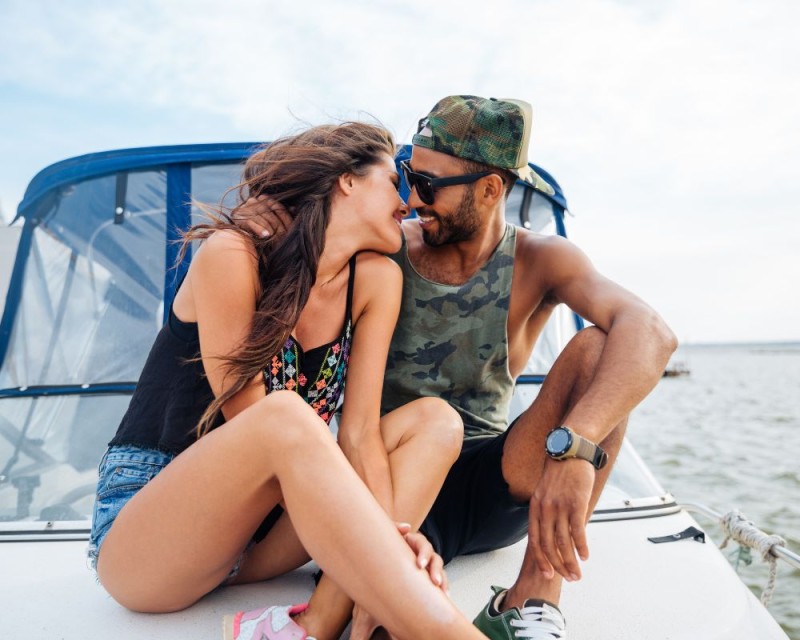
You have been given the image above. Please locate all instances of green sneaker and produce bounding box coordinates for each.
[473,586,566,639]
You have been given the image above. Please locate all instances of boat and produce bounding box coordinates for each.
[663,360,691,377]
[1,143,796,639]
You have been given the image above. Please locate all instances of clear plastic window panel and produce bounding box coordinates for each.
[505,185,557,236]
[190,163,247,226]
[0,171,167,389]
[505,185,577,376]
[0,395,130,522]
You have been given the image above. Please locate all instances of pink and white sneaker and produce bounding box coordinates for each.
[223,603,316,640]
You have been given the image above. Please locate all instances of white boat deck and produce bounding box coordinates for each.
[3,509,787,639]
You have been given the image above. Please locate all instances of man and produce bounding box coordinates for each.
[241,95,676,639]
[380,95,676,639]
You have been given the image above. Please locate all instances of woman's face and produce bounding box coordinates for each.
[348,153,408,254]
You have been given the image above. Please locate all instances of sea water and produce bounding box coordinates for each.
[630,343,800,638]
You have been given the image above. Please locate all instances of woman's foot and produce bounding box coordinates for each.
[351,604,392,640]
[223,603,317,640]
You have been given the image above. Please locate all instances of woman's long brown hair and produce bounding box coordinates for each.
[183,122,396,438]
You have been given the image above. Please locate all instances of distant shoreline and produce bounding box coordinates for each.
[679,341,800,350]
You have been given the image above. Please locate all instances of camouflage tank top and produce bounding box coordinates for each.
[382,223,516,438]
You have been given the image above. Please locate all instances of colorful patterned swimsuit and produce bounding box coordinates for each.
[264,255,356,424]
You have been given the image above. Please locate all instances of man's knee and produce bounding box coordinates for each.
[550,326,608,394]
[568,326,606,364]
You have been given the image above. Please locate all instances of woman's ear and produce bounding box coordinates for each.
[337,173,356,195]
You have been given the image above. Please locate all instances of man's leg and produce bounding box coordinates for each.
[501,326,627,609]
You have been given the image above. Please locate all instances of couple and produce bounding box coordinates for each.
[88,95,676,640]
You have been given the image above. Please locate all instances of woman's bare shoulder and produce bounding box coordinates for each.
[351,251,402,316]
[354,251,402,291]
[354,250,401,278]
[187,229,260,298]
[198,229,258,260]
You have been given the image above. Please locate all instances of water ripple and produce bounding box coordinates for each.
[632,344,800,637]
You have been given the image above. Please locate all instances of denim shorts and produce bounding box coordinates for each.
[87,445,174,571]
[87,445,249,584]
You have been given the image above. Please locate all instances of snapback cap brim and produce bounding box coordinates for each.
[515,164,555,196]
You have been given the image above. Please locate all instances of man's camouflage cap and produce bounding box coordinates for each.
[412,95,554,196]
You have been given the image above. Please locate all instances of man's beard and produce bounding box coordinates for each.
[420,189,480,247]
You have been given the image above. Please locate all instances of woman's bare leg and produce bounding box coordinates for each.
[284,398,464,639]
[381,398,463,529]
[96,391,481,639]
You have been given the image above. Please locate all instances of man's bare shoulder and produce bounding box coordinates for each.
[513,227,578,271]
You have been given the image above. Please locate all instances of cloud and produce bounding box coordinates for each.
[0,0,798,340]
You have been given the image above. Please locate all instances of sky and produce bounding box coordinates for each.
[0,0,798,344]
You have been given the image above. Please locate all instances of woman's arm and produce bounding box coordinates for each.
[336,252,403,516]
[185,230,266,420]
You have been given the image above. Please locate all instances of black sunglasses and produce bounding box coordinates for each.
[399,160,493,205]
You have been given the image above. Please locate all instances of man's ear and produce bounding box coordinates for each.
[479,174,505,205]
[337,173,356,195]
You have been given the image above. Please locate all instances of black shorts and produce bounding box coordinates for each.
[420,418,529,564]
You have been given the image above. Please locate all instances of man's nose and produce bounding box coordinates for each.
[406,186,424,210]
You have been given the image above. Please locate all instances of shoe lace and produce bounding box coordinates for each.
[509,603,566,639]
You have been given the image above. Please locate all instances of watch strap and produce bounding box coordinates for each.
[571,431,609,470]
[574,436,598,464]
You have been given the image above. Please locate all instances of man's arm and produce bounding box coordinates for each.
[518,233,677,581]
[231,195,293,238]
[538,234,678,442]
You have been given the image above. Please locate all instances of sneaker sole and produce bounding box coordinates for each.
[222,613,236,640]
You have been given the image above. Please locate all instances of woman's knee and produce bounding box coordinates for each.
[248,391,331,449]
[410,397,463,460]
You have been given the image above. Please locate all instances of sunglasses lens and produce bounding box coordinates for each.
[402,162,435,205]
[417,181,434,205]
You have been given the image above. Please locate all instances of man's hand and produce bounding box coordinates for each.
[232,195,293,238]
[527,460,595,582]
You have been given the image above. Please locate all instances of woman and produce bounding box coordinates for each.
[88,123,481,640]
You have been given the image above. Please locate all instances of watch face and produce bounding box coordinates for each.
[546,427,571,456]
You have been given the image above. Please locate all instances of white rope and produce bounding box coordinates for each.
[718,509,786,606]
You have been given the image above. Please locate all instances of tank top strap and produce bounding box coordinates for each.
[345,254,357,323]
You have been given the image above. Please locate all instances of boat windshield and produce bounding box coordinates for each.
[0,160,243,530]
[0,151,669,534]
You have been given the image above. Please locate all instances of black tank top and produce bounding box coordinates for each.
[109,257,357,454]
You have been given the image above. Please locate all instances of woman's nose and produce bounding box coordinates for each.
[398,198,410,218]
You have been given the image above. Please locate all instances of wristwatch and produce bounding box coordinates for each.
[545,426,608,470]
